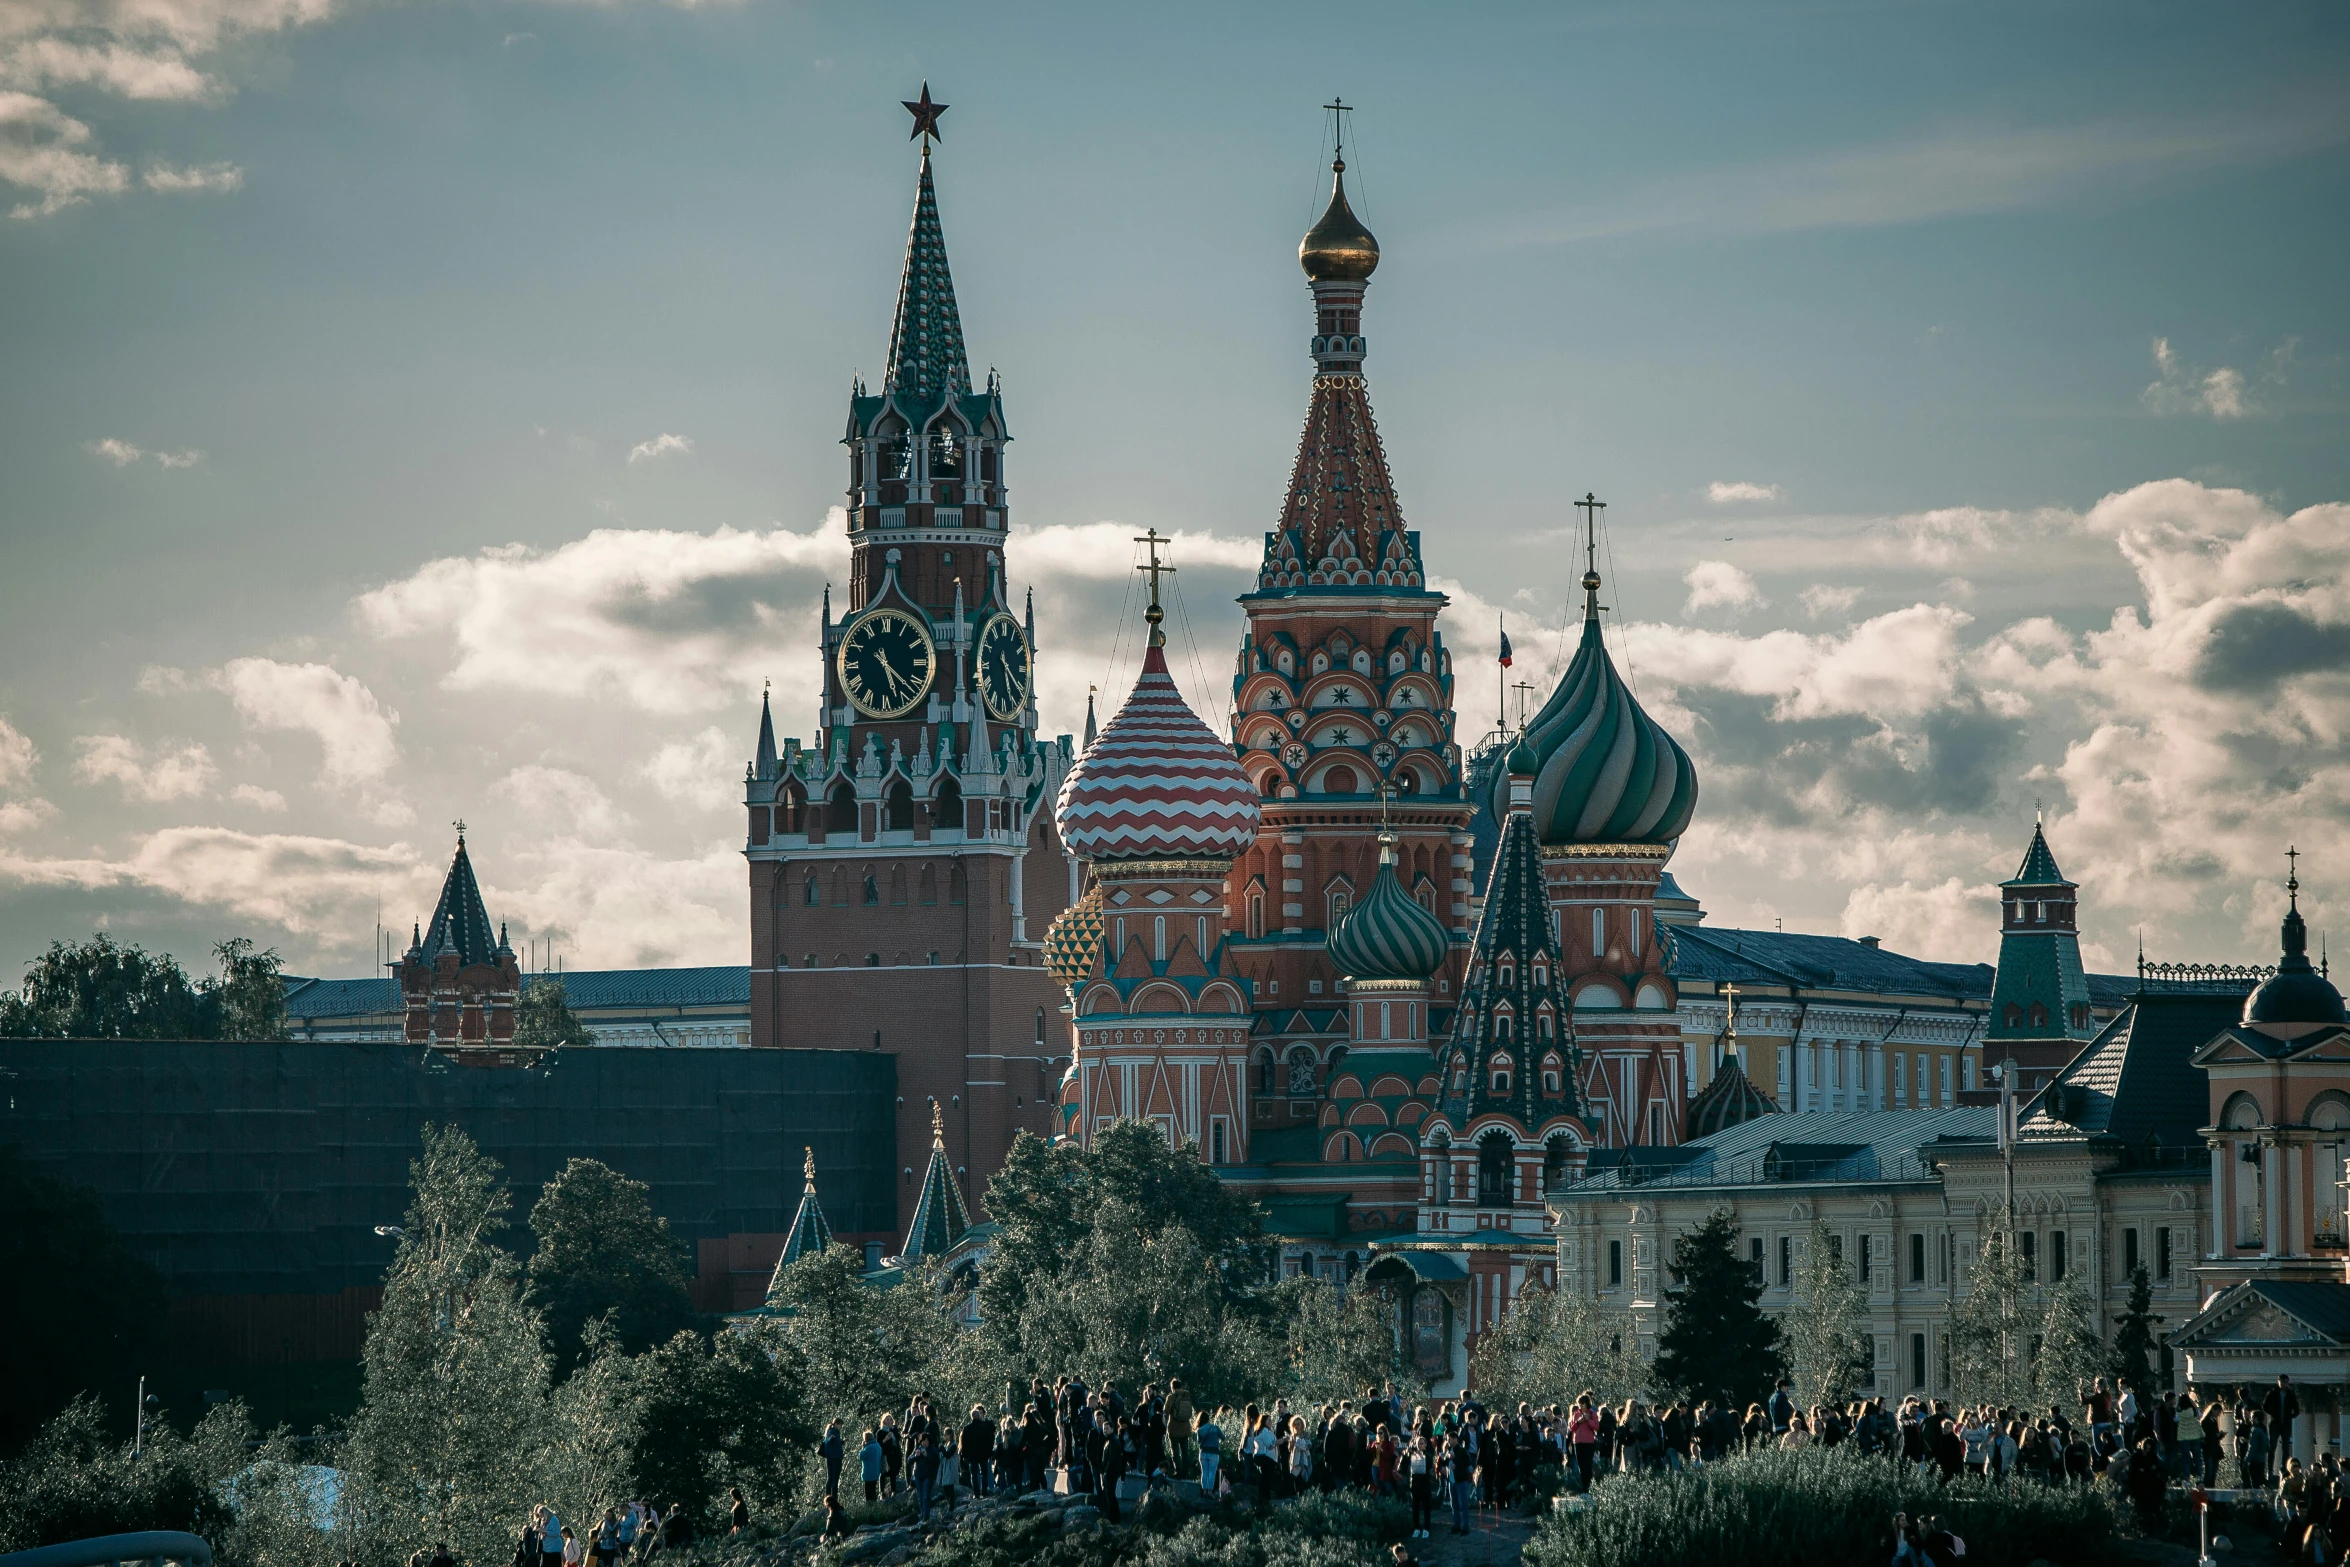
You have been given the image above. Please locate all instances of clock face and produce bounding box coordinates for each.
[837,608,937,719]
[977,612,1032,720]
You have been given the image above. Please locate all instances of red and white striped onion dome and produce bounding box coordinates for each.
[1056,645,1261,862]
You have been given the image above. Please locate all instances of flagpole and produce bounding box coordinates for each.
[1497,615,1505,737]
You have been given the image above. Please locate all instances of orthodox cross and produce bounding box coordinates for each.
[802,1146,816,1187]
[1719,981,1741,1063]
[1135,528,1174,643]
[2289,844,2301,906]
[902,83,948,145]
[1324,97,1352,161]
[1511,679,1536,730]
[452,817,465,841]
[1575,492,1606,579]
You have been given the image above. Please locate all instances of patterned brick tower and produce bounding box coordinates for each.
[1052,556,1263,1162]
[1224,135,1475,1138]
[1505,498,1699,1145]
[398,830,522,1060]
[742,101,1075,1234]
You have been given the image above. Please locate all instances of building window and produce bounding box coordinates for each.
[1210,1118,1228,1164]
[929,950,941,966]
[1247,893,1265,940]
[2049,1229,2067,1282]
[1608,1239,1623,1287]
[1256,1049,1275,1094]
[1939,1054,1953,1105]
[1940,1232,1952,1285]
[2123,1226,2140,1277]
[1591,907,1606,958]
[1629,907,1642,957]
[803,873,820,906]
[1858,1233,1871,1284]
[1033,1006,1045,1044]
[1778,1234,1792,1289]
[1911,1332,1927,1390]
[948,863,967,905]
[804,953,817,968]
[2019,1230,2037,1282]
[1749,1237,1765,1281]
[1909,1232,1925,1283]
[864,952,880,967]
[862,873,880,905]
[2157,1226,2173,1280]
[1154,915,1166,963]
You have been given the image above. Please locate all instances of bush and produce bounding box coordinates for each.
[893,1489,1407,1567]
[1525,1447,2129,1567]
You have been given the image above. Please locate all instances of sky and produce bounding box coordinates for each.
[1,0,2346,986]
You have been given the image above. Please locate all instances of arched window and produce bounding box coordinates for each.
[1034,1007,1046,1045]
[827,781,857,835]
[803,953,817,968]
[1247,892,1265,940]
[1257,1049,1277,1095]
[862,873,880,906]
[929,423,961,476]
[1590,907,1607,958]
[1430,1135,1454,1203]
[933,778,963,834]
[948,862,967,905]
[1498,959,1515,989]
[2028,1002,2048,1029]
[1153,915,1167,962]
[1537,1011,1554,1040]
[885,779,914,832]
[803,872,820,906]
[889,866,908,905]
[1327,884,1352,928]
[782,781,807,833]
[919,866,938,905]
[1489,1052,1513,1096]
[830,868,849,907]
[1477,1131,1514,1206]
[1495,1010,1514,1043]
[1544,1133,1574,1192]
[1629,908,1642,957]
[1286,1048,1317,1097]
[863,952,880,967]
[2004,1003,2023,1027]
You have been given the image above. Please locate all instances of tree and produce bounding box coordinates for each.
[1468,1285,1648,1410]
[0,934,209,1038]
[630,1326,811,1525]
[0,1146,166,1452]
[526,1157,694,1373]
[1277,1276,1407,1404]
[208,937,289,1040]
[514,979,593,1052]
[2109,1263,2163,1396]
[771,1242,959,1434]
[1781,1220,1872,1408]
[2034,1269,2107,1408]
[0,1395,253,1552]
[338,1126,549,1567]
[1648,1209,1784,1407]
[1948,1218,2033,1407]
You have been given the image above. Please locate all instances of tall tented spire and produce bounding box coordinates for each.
[755,684,778,777]
[881,147,972,407]
[1082,685,1098,749]
[422,834,498,967]
[2006,821,2070,888]
[1442,779,1583,1129]
[899,1099,970,1263]
[765,1146,834,1304]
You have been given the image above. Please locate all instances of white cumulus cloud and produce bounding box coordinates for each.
[642,726,740,813]
[0,90,126,217]
[492,764,630,838]
[1683,559,1766,615]
[626,432,694,463]
[1799,584,1863,619]
[0,714,35,788]
[72,733,218,800]
[1706,481,1783,504]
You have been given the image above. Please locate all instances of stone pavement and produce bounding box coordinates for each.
[1410,1505,1539,1567]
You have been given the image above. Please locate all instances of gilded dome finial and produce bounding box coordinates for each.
[1300,98,1379,284]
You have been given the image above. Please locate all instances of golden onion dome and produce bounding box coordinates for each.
[1299,159,1379,284]
[1043,884,1108,991]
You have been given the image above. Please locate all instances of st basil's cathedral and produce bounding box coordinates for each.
[736,103,1717,1374]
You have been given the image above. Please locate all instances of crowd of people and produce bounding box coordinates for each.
[485,1496,721,1567]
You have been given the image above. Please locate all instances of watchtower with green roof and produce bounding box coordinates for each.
[1986,821,2097,1089]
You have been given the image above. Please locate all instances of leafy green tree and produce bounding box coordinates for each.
[514,978,593,1051]
[1782,1220,1872,1408]
[2034,1269,2106,1407]
[339,1126,549,1567]
[540,1323,648,1531]
[630,1325,811,1524]
[1277,1276,1407,1403]
[0,933,210,1038]
[1648,1209,1784,1407]
[208,937,289,1040]
[2109,1263,2163,1395]
[771,1242,959,1434]
[0,1146,166,1452]
[1468,1285,1648,1410]
[1948,1219,2033,1406]
[526,1157,694,1373]
[0,1395,254,1551]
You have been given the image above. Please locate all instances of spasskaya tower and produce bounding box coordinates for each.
[743,89,1075,1240]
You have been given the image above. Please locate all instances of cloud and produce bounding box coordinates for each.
[0,798,57,834]
[1707,481,1783,505]
[1483,100,2350,248]
[626,432,694,463]
[0,91,126,217]
[86,436,142,464]
[2143,337,2260,420]
[357,513,851,712]
[143,160,238,194]
[1799,584,1862,620]
[642,726,738,813]
[492,764,629,837]
[212,658,399,785]
[1630,602,1975,722]
[1839,876,2003,965]
[0,715,35,788]
[1683,560,1766,615]
[0,825,438,937]
[229,783,285,811]
[72,733,218,800]
[153,447,204,467]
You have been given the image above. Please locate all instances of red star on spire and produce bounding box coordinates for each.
[902,83,947,144]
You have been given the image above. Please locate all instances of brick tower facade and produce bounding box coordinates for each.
[743,127,1074,1236]
[1223,146,1476,1149]
[398,832,522,1061]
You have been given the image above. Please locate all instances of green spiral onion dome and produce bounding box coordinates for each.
[1501,605,1698,846]
[1044,884,1107,991]
[1327,837,1449,982]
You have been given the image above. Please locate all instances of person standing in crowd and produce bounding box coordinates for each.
[819,1420,845,1500]
[726,1488,748,1538]
[1197,1407,1224,1493]
[1447,1433,1476,1536]
[2269,1376,2303,1465]
[960,1404,994,1498]
[860,1429,884,1504]
[1407,1431,1435,1539]
[1568,1396,1598,1490]
[538,1506,566,1567]
[879,1413,903,1496]
[1167,1379,1195,1479]
[911,1430,941,1523]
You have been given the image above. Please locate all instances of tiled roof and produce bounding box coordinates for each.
[422,839,500,967]
[2018,985,2246,1146]
[882,148,970,406]
[2004,823,2072,889]
[1666,926,1983,1002]
[284,965,752,1021]
[1559,1106,1995,1195]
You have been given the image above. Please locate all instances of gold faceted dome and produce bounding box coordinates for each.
[1043,883,1107,991]
[1299,160,1379,284]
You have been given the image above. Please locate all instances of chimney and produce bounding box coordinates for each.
[1858,935,1881,949]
